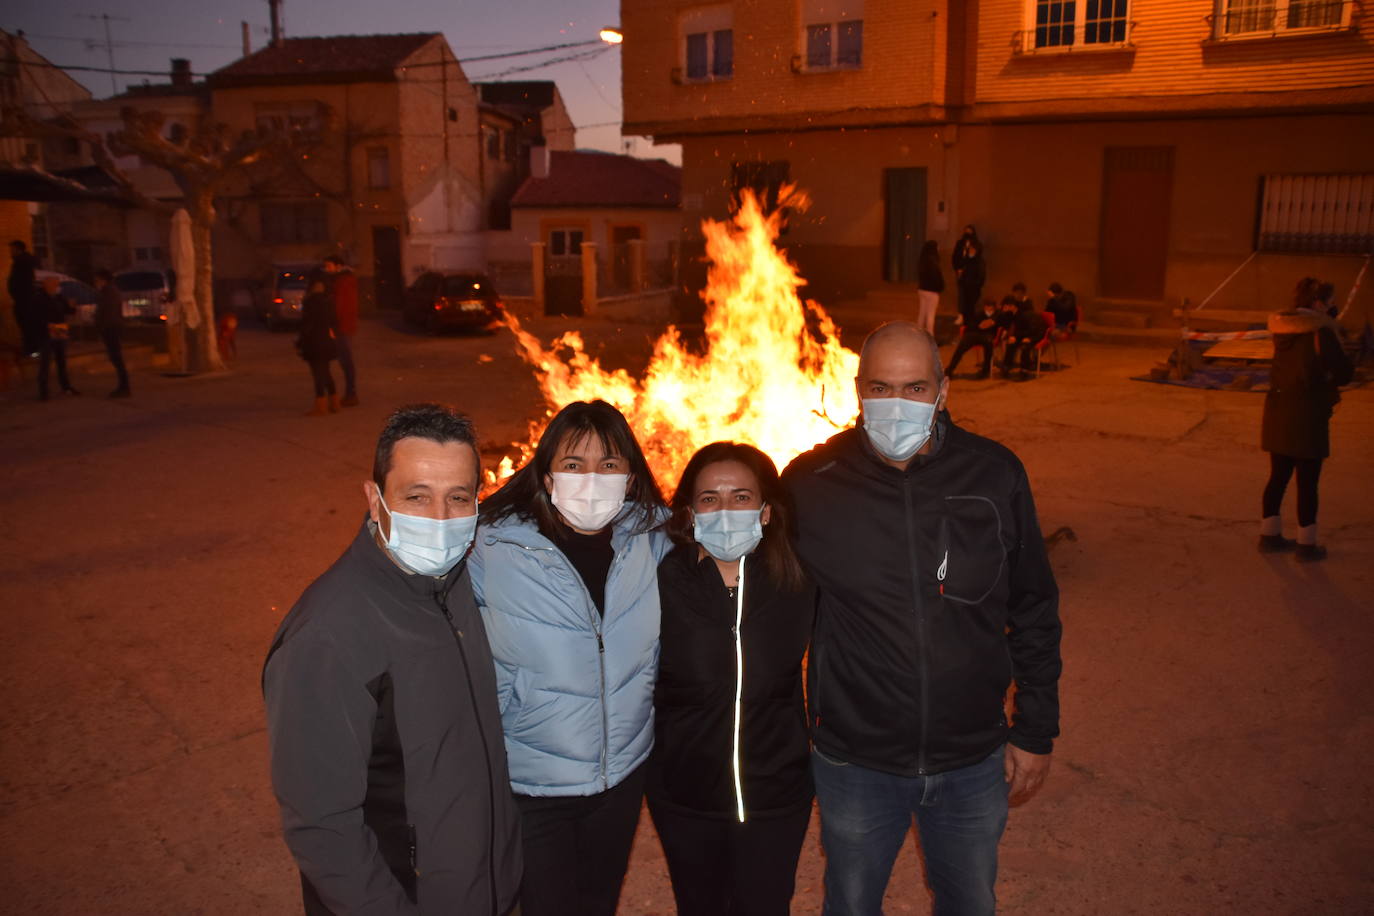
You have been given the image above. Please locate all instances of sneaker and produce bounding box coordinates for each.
[1295,543,1327,562]
[1257,534,1295,553]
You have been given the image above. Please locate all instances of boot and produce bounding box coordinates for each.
[328,393,340,413]
[305,396,328,416]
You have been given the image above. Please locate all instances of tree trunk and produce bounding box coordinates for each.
[189,190,225,372]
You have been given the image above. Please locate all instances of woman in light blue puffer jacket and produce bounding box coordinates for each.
[471,400,670,916]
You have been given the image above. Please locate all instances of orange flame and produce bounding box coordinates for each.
[490,187,861,492]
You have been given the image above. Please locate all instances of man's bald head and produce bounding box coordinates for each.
[858,322,944,386]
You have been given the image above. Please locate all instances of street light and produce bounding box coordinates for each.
[599,27,624,44]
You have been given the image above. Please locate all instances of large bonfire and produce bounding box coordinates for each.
[490,187,862,490]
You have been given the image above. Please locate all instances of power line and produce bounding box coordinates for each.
[23,33,242,50]
[457,39,602,63]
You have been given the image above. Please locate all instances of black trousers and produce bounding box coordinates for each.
[1262,452,1323,527]
[37,338,71,396]
[514,764,646,916]
[308,357,336,397]
[102,327,130,391]
[956,280,983,325]
[648,798,811,916]
[1003,340,1036,371]
[947,333,995,375]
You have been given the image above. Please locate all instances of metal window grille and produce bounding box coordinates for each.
[1258,174,1374,254]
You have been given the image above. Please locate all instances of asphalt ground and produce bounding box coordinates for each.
[2,309,1372,914]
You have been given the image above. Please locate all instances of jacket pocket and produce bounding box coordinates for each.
[939,495,1006,605]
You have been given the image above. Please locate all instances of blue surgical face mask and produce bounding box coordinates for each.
[378,496,478,577]
[862,397,939,462]
[694,507,764,562]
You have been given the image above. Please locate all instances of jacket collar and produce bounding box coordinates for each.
[350,515,467,604]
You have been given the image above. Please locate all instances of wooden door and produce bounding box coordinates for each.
[884,168,927,284]
[1099,147,1174,299]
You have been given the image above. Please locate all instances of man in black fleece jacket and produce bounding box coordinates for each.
[783,322,1061,916]
[264,404,521,915]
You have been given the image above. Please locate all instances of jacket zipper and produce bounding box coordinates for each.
[901,476,930,775]
[731,555,747,823]
[436,589,500,916]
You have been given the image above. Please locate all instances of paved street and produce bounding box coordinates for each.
[2,310,1372,914]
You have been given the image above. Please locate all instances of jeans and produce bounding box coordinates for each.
[1262,452,1323,527]
[813,746,1008,916]
[334,333,356,396]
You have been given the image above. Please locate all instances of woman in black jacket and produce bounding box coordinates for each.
[1259,295,1353,560]
[951,224,986,327]
[649,441,815,916]
[296,269,338,415]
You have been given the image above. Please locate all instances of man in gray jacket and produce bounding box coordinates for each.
[264,403,521,915]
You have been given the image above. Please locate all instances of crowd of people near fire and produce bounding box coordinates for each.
[263,322,1064,916]
[914,225,1081,381]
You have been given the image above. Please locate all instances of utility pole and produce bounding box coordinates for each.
[76,13,131,95]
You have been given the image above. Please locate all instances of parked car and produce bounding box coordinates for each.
[114,268,172,322]
[403,272,503,333]
[255,263,314,331]
[33,270,99,324]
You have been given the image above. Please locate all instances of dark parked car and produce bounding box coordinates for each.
[403,272,503,333]
[113,268,172,322]
[255,263,315,331]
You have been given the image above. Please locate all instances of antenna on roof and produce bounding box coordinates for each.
[75,12,131,95]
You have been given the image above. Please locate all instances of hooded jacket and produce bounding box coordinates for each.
[647,544,815,820]
[782,416,1062,777]
[263,522,521,916]
[471,510,671,797]
[1262,310,1353,459]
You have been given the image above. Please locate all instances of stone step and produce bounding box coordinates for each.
[1095,309,1155,329]
[1074,322,1180,347]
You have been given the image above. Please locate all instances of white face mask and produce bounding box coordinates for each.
[549,472,628,532]
[694,507,764,562]
[862,397,938,462]
[377,496,478,577]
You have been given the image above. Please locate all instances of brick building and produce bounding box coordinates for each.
[620,0,1374,327]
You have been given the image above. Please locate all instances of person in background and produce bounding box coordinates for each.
[297,269,338,416]
[1259,288,1353,560]
[783,322,1061,916]
[1001,284,1046,379]
[1314,281,1339,320]
[472,399,672,916]
[1046,282,1079,332]
[93,269,131,398]
[916,240,944,336]
[8,240,40,357]
[951,225,987,328]
[325,255,360,406]
[34,274,78,400]
[649,442,815,916]
[263,404,522,915]
[945,298,1001,380]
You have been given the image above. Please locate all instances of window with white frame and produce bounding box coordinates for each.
[548,228,585,258]
[1030,0,1130,49]
[1257,173,1373,254]
[802,0,863,69]
[1215,0,1350,37]
[681,5,734,81]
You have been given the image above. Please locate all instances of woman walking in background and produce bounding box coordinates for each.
[296,269,337,416]
[916,240,944,336]
[951,225,987,327]
[649,442,815,916]
[1258,283,1352,560]
[472,400,671,916]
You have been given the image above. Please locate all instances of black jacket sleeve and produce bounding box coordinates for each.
[264,627,419,915]
[1004,467,1062,755]
[1317,327,1353,388]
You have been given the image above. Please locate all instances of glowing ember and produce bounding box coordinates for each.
[489,186,860,491]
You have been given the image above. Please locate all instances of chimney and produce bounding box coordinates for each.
[269,0,284,47]
[171,58,192,88]
[530,143,550,180]
[241,21,251,57]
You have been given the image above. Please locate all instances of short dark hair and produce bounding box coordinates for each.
[480,399,665,537]
[668,441,806,590]
[1048,282,1063,295]
[372,403,478,487]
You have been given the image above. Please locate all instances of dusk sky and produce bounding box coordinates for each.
[6,0,681,162]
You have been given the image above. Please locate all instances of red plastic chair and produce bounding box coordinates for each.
[1033,312,1057,377]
